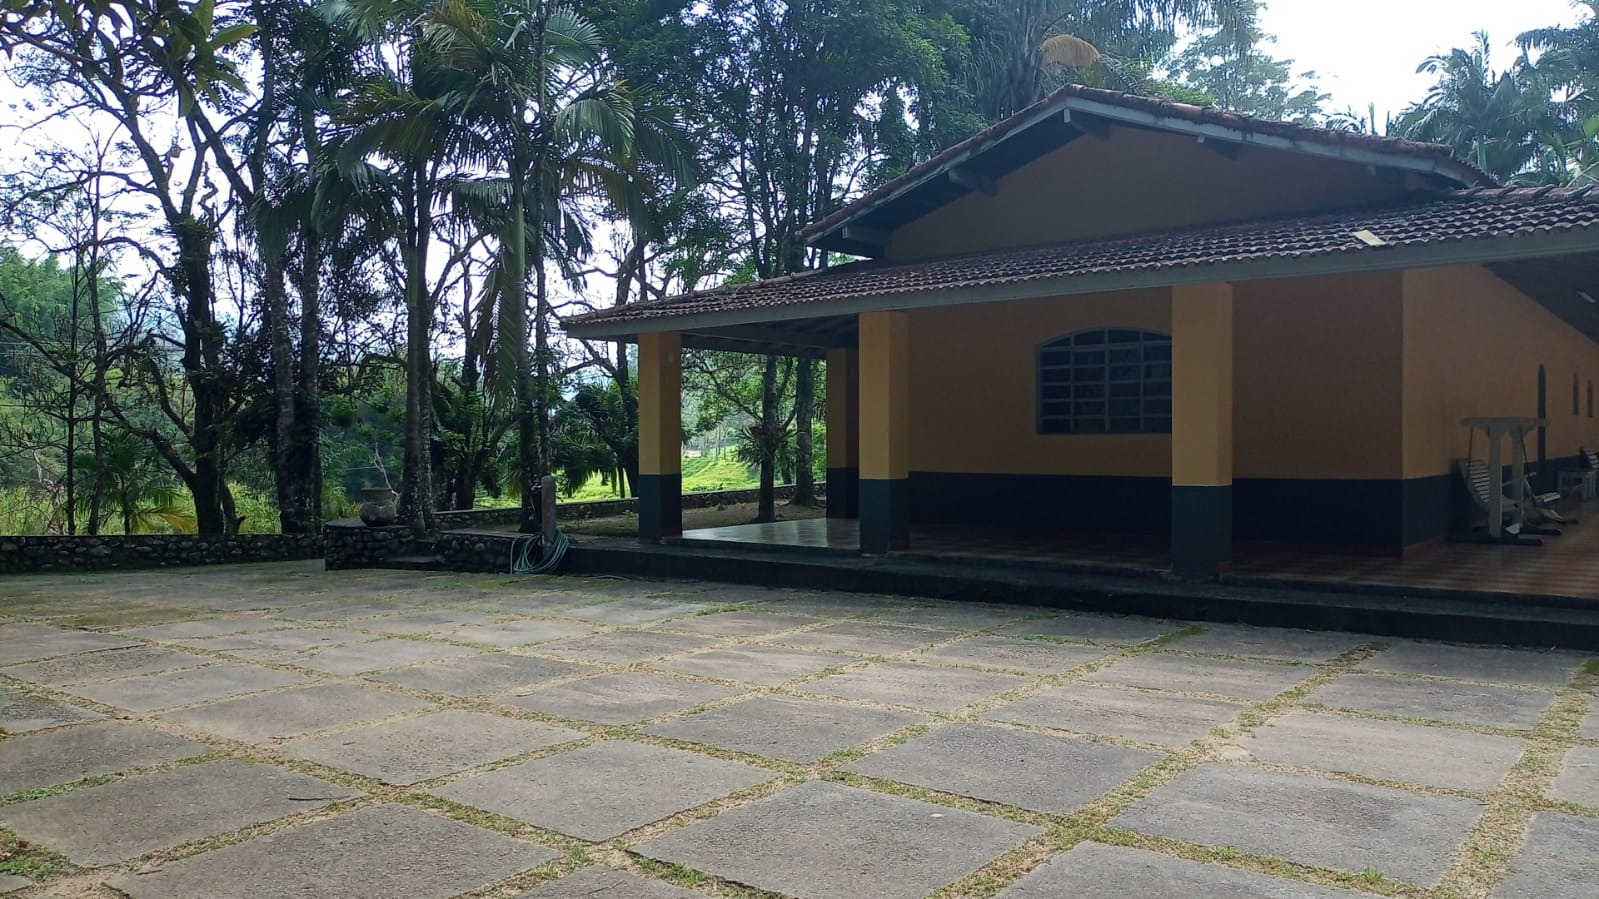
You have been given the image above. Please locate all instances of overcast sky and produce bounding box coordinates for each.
[1259,0,1585,120]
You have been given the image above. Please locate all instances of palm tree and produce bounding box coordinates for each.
[961,0,1259,122]
[1395,33,1563,183]
[1520,3,1599,180]
[74,430,196,535]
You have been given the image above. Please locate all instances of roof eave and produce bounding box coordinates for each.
[563,227,1599,342]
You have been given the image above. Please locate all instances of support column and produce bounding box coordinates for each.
[825,347,860,519]
[1171,282,1234,578]
[637,331,682,543]
[858,312,910,553]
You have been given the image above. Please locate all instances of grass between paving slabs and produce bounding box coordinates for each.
[1434,661,1599,898]
[0,829,69,881]
[918,640,1419,899]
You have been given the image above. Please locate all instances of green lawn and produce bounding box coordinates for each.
[561,453,760,502]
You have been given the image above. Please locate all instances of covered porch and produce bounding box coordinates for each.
[677,513,1599,603]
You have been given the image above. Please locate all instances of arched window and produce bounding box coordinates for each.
[1038,328,1172,435]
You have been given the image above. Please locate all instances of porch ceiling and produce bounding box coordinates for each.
[678,314,857,358]
[1489,251,1599,344]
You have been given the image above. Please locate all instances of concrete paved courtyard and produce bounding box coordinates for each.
[0,561,1596,899]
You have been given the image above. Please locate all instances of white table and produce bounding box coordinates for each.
[1461,417,1548,539]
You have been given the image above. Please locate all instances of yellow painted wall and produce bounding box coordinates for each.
[885,128,1416,262]
[1232,272,1405,480]
[1402,265,1599,478]
[907,287,1173,476]
[906,273,1411,481]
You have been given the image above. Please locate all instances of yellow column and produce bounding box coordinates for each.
[1171,282,1234,577]
[825,348,860,519]
[858,312,910,552]
[637,331,682,542]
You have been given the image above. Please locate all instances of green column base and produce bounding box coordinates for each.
[860,478,909,554]
[1172,484,1232,579]
[826,467,860,519]
[638,473,682,543]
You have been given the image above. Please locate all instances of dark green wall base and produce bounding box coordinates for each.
[861,478,910,554]
[1172,485,1232,578]
[637,473,682,543]
[909,472,1170,535]
[826,467,860,519]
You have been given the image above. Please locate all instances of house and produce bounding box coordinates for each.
[564,85,1599,579]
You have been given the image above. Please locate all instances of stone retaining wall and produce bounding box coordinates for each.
[0,533,324,575]
[436,529,522,573]
[323,521,416,571]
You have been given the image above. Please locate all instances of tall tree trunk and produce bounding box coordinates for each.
[398,175,436,535]
[509,164,538,532]
[793,358,815,505]
[294,229,323,525]
[175,216,229,535]
[264,255,307,532]
[755,354,779,522]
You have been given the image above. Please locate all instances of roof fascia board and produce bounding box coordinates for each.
[565,228,1599,340]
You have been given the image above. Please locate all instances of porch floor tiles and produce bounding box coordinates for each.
[3,562,1597,898]
[681,509,1599,601]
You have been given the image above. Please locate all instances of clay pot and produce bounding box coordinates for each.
[359,488,399,527]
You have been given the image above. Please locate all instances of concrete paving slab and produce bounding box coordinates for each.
[654,610,820,637]
[2,645,212,685]
[280,708,582,785]
[0,721,209,794]
[515,867,700,898]
[918,635,1113,674]
[159,682,432,742]
[1175,624,1370,663]
[1492,812,1599,898]
[1086,653,1309,700]
[646,695,923,762]
[0,687,102,733]
[846,722,1162,812]
[1550,745,1599,808]
[354,609,503,635]
[434,740,774,840]
[559,598,710,625]
[998,612,1179,645]
[636,780,1041,899]
[115,615,283,641]
[1360,642,1584,687]
[0,628,136,666]
[1577,705,1599,739]
[986,682,1247,746]
[182,627,379,657]
[373,652,593,696]
[772,620,945,655]
[506,672,742,725]
[0,874,29,894]
[446,619,595,647]
[879,603,1032,631]
[800,660,1029,713]
[68,663,311,712]
[281,639,482,674]
[745,592,918,617]
[104,803,556,899]
[529,630,715,665]
[653,644,846,685]
[1111,763,1484,885]
[996,841,1380,898]
[0,759,360,867]
[1306,672,1556,729]
[1240,711,1525,790]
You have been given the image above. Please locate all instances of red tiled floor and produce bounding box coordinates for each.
[682,513,1599,601]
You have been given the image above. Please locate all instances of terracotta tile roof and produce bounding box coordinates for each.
[800,84,1497,245]
[565,187,1599,333]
